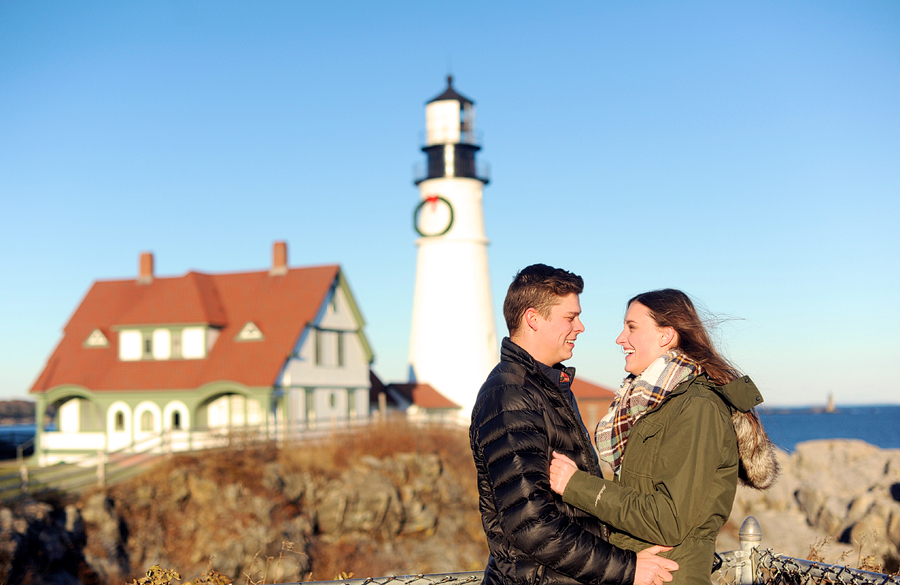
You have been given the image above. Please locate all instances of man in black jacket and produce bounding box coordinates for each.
[470,264,678,585]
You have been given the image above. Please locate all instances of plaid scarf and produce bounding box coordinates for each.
[595,350,701,475]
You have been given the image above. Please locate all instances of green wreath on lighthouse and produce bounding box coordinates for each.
[413,195,454,237]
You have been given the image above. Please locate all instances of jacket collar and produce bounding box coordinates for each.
[500,337,576,386]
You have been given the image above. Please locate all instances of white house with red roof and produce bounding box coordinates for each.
[369,372,462,424]
[29,242,374,465]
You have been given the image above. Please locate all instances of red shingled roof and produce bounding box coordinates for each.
[30,265,340,393]
[410,383,460,409]
[571,377,616,399]
[388,382,460,410]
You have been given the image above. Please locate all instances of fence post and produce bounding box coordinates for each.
[736,516,762,585]
[97,450,106,488]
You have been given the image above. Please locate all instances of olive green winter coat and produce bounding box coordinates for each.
[562,375,766,585]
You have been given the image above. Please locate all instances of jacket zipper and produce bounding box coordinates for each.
[534,563,546,585]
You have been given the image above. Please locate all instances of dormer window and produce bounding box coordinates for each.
[118,326,213,361]
[152,329,171,359]
[85,329,109,347]
[237,322,263,341]
[181,327,206,359]
[119,331,143,361]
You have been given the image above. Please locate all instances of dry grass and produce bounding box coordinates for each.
[279,419,475,487]
[242,542,308,585]
[854,530,883,573]
[807,536,833,563]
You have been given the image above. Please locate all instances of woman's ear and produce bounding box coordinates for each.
[659,327,677,348]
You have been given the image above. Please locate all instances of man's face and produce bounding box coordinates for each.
[532,293,585,366]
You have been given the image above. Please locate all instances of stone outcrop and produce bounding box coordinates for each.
[5,434,898,584]
[718,439,900,572]
[0,498,98,585]
[0,427,486,585]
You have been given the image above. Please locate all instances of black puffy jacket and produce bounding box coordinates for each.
[470,338,636,585]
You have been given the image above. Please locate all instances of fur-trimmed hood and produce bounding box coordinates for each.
[732,409,780,489]
[712,376,780,490]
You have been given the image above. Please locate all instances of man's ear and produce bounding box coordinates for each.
[524,308,541,332]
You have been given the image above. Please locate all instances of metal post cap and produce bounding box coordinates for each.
[738,516,762,543]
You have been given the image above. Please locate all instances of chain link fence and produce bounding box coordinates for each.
[713,518,899,585]
[754,549,900,585]
[284,573,485,585]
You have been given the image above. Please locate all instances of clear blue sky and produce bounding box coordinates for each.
[2,1,897,406]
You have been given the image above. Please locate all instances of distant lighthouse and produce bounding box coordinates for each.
[408,76,498,420]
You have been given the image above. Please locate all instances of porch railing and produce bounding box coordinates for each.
[0,417,376,500]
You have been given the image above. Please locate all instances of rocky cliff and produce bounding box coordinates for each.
[0,423,487,585]
[717,439,900,572]
[2,431,898,585]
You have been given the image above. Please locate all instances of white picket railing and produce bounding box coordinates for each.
[0,418,378,499]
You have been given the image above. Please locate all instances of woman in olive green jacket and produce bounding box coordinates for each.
[549,289,778,585]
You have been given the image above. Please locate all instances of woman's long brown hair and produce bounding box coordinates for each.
[628,288,739,385]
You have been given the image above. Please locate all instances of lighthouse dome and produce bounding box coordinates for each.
[427,75,473,105]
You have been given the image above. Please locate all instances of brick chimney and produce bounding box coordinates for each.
[270,241,288,276]
[138,252,154,284]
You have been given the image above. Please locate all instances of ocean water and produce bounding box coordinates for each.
[0,423,36,458]
[758,404,900,452]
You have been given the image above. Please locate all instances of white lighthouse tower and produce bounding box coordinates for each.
[408,76,498,420]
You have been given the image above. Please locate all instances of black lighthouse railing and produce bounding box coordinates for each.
[414,143,490,185]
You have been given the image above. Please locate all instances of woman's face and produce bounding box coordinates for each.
[616,301,673,375]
